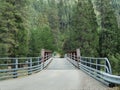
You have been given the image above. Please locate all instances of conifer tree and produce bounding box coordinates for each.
[0,0,29,57]
[67,0,98,56]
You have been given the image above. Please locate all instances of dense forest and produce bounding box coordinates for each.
[0,0,120,74]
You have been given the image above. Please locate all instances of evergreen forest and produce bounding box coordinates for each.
[0,0,120,74]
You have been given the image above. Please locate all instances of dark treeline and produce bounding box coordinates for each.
[0,0,119,74]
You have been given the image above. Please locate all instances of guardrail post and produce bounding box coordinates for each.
[70,53,72,59]
[13,58,18,78]
[90,58,92,67]
[105,58,112,74]
[91,59,95,69]
[37,57,41,71]
[47,53,48,59]
[37,57,40,65]
[87,58,89,67]
[105,60,109,73]
[28,58,32,75]
[96,59,100,70]
[73,52,74,60]
[47,52,48,60]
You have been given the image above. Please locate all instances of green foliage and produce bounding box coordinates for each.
[92,0,120,74]
[29,25,55,57]
[64,0,98,56]
[109,54,120,75]
[0,1,17,57]
[0,0,30,57]
[97,0,119,57]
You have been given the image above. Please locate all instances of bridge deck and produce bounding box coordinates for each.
[47,58,76,69]
[0,58,111,90]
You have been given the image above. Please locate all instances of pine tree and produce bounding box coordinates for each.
[96,0,120,57]
[93,0,120,74]
[14,0,30,57]
[67,0,98,56]
[0,0,17,57]
[0,0,30,57]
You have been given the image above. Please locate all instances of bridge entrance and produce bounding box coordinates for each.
[47,58,76,70]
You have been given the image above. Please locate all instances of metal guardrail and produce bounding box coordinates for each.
[66,54,120,86]
[80,57,112,74]
[80,57,120,86]
[0,55,52,80]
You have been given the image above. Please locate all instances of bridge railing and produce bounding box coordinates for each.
[80,57,112,74]
[0,49,52,80]
[66,49,120,86]
[65,49,80,68]
[41,49,52,68]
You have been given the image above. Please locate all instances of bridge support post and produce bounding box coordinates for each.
[76,49,81,68]
[41,49,45,69]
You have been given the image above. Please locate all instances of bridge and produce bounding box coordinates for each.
[0,49,120,90]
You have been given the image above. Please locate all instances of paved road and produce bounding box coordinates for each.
[0,58,110,90]
[47,58,76,70]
